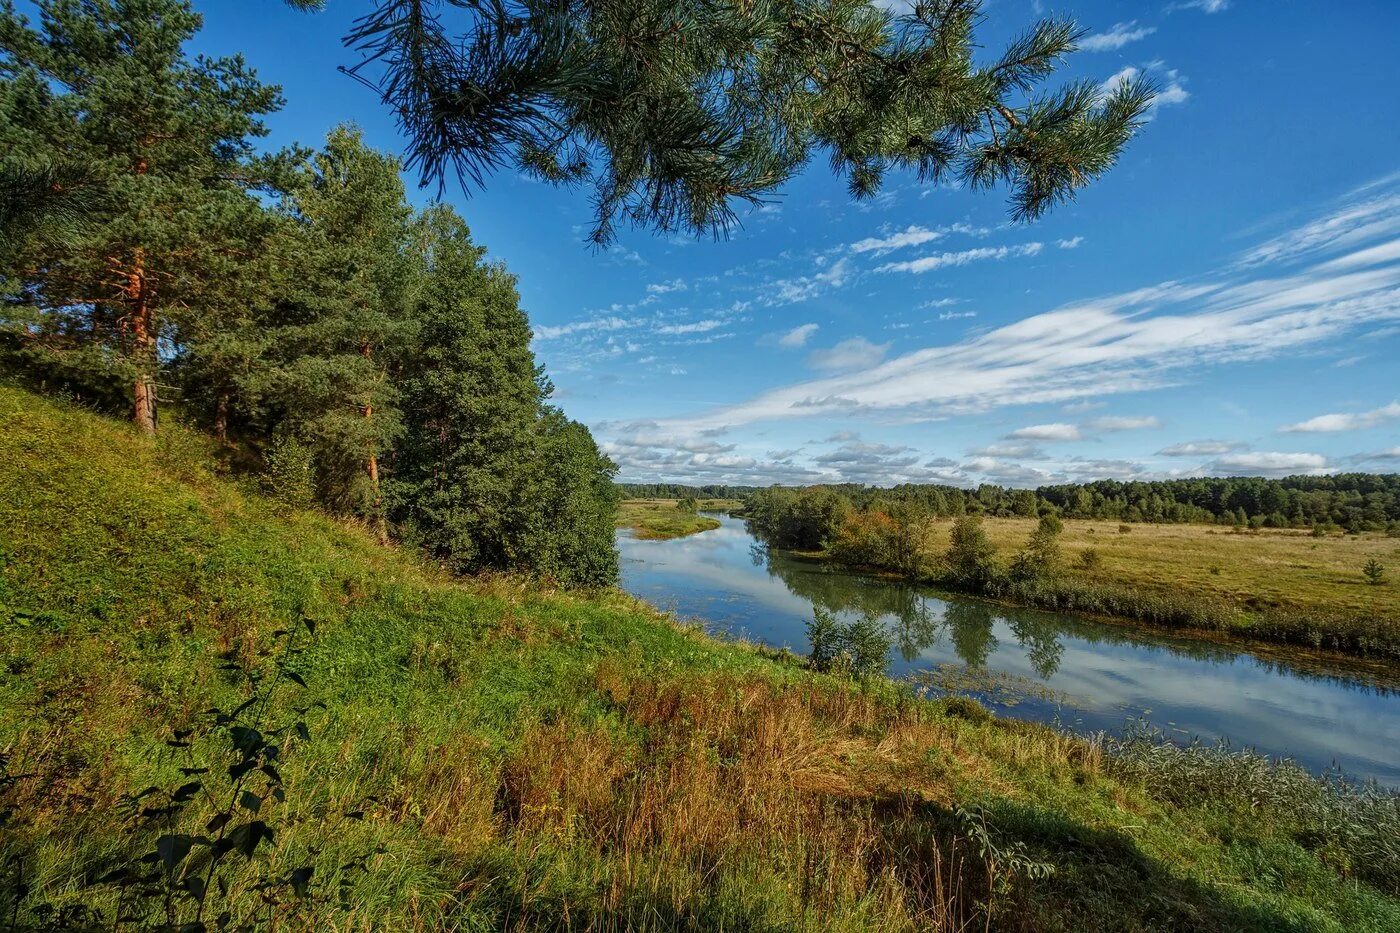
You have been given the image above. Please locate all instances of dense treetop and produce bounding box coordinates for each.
[329,0,1154,245]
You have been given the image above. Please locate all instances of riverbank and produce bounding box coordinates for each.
[616,498,730,539]
[775,515,1400,662]
[3,390,1399,930]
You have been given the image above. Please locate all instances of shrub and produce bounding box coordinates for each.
[676,495,698,514]
[1118,524,1131,534]
[1364,559,1386,586]
[1077,548,1102,573]
[946,515,999,587]
[262,434,316,507]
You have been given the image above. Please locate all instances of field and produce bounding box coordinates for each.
[2,388,1399,930]
[958,517,1400,623]
[616,497,739,539]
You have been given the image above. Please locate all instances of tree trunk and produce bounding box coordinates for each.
[214,389,229,443]
[128,248,156,435]
[362,338,388,545]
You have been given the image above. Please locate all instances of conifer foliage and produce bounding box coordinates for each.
[337,0,1155,244]
[0,0,618,585]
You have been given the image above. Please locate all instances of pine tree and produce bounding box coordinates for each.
[0,0,287,431]
[260,125,415,535]
[389,204,543,571]
[334,0,1155,244]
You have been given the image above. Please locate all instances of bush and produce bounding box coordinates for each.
[1077,548,1102,573]
[1364,559,1386,586]
[262,434,315,507]
[1117,524,1132,534]
[946,515,998,587]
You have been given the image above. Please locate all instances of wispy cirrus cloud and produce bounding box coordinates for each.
[1080,21,1156,52]
[1279,401,1400,433]
[632,182,1400,437]
[1158,440,1248,456]
[807,337,890,372]
[877,242,1043,275]
[849,223,990,255]
[777,323,819,348]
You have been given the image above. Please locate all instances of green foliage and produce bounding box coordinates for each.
[805,607,890,680]
[1077,548,1102,573]
[1364,559,1386,586]
[676,495,699,515]
[262,434,316,508]
[745,486,852,549]
[336,0,1152,244]
[946,515,998,588]
[1009,513,1062,582]
[1,1,619,586]
[0,0,290,429]
[3,387,1400,929]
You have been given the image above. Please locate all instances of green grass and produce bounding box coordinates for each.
[616,499,726,539]
[2,385,1398,930]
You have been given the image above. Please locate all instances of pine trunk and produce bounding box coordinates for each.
[362,339,388,545]
[128,248,156,435]
[214,389,229,443]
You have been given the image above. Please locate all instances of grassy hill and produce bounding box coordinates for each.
[2,385,1398,931]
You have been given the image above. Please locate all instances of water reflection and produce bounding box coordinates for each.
[619,514,1400,785]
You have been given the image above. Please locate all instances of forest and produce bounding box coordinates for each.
[0,1,618,585]
[639,474,1400,536]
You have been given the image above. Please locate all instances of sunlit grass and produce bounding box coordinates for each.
[2,387,1397,930]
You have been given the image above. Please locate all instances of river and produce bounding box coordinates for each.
[619,512,1400,786]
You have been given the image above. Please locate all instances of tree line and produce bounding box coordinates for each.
[0,0,617,585]
[741,473,1400,542]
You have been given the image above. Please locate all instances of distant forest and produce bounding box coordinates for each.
[621,473,1400,532]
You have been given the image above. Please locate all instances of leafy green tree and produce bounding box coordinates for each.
[945,514,998,588]
[389,204,543,571]
[512,407,621,586]
[258,125,414,535]
[0,0,287,432]
[334,0,1153,244]
[676,495,699,515]
[1010,513,1062,581]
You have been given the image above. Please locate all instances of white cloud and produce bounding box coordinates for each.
[1088,415,1162,432]
[533,315,641,340]
[1352,447,1400,462]
[778,323,819,348]
[1207,452,1329,477]
[656,318,725,335]
[622,176,1400,476]
[764,256,852,305]
[849,223,990,255]
[807,337,890,372]
[646,278,687,295]
[1238,191,1400,269]
[1173,0,1230,13]
[1100,64,1189,115]
[877,243,1043,275]
[1080,22,1156,52]
[1007,423,1083,441]
[1158,440,1247,456]
[1057,236,1084,250]
[1279,401,1400,433]
[939,310,978,321]
[969,442,1046,459]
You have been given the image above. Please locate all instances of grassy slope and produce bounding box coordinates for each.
[616,499,726,540]
[1,386,1397,931]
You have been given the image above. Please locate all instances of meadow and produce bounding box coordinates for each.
[2,387,1398,931]
[947,517,1399,623]
[615,498,739,540]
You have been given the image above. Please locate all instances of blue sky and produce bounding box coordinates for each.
[192,0,1400,487]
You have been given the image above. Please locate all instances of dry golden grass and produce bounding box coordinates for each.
[615,499,733,539]
[928,517,1400,620]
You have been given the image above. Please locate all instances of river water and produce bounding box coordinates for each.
[619,513,1400,786]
